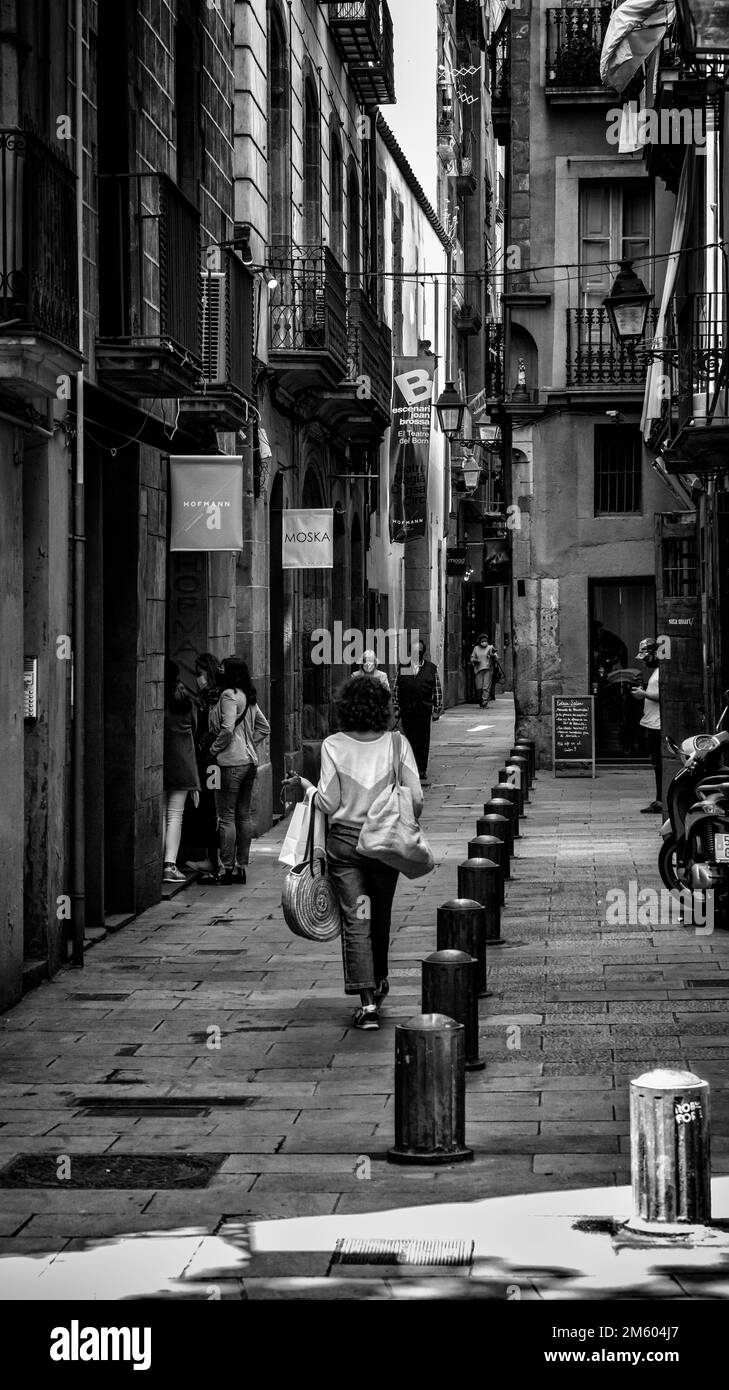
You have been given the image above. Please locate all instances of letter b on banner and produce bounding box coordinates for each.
[394,368,433,406]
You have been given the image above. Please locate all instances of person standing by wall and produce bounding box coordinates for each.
[209,657,270,885]
[185,652,222,881]
[393,640,442,786]
[469,632,497,708]
[162,661,200,884]
[631,637,662,812]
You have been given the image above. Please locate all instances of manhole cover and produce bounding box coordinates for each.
[0,1153,225,1189]
[331,1238,474,1268]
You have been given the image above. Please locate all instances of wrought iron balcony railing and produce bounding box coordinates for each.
[546,5,614,95]
[98,172,201,368]
[0,127,78,350]
[485,320,504,399]
[347,0,395,105]
[328,0,382,64]
[269,245,348,373]
[490,13,511,141]
[566,306,661,388]
[346,287,392,422]
[675,291,728,425]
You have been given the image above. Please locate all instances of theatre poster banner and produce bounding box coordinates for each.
[389,356,435,543]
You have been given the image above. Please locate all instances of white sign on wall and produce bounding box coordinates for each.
[281,509,334,569]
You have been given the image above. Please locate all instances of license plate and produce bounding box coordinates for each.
[714,834,729,863]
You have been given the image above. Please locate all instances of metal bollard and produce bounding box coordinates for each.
[510,747,534,790]
[629,1068,711,1228]
[498,765,525,815]
[387,1013,473,1164]
[513,740,536,782]
[507,755,531,802]
[422,950,484,1072]
[477,813,512,876]
[437,898,488,997]
[483,797,518,849]
[458,858,501,942]
[467,834,506,905]
[491,784,522,835]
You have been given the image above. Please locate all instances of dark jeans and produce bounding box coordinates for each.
[645,728,662,802]
[214,763,257,869]
[401,713,431,777]
[326,822,400,995]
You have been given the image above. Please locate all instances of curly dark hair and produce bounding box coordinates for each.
[335,674,392,733]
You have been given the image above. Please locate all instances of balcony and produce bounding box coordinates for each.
[663,291,729,474]
[346,0,396,105]
[642,36,713,192]
[268,245,348,402]
[455,0,482,42]
[453,152,477,196]
[485,320,504,400]
[327,1,382,64]
[177,252,255,435]
[566,307,660,390]
[490,14,511,145]
[0,127,81,397]
[546,5,617,104]
[96,173,202,397]
[319,288,391,442]
[456,302,483,337]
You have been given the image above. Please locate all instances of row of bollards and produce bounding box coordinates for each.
[388,737,536,1165]
[386,741,715,1232]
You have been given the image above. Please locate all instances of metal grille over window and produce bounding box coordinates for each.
[594,424,642,514]
[662,536,698,599]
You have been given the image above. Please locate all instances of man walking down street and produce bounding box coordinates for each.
[631,636,662,813]
[393,640,442,786]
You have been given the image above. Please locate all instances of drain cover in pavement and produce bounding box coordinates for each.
[331,1238,474,1268]
[78,1096,254,1113]
[687,979,729,988]
[0,1154,225,1188]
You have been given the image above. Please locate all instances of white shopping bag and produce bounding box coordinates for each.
[278,788,326,867]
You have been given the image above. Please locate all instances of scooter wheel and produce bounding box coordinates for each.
[658,838,690,892]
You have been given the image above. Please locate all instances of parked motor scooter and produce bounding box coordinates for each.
[659,693,729,927]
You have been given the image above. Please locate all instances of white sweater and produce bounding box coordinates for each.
[314,731,423,826]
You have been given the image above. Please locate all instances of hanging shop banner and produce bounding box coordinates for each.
[169,456,244,552]
[389,355,435,543]
[281,509,334,569]
[483,536,511,587]
[446,546,468,577]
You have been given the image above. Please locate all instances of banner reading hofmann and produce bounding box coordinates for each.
[282,509,334,569]
[389,356,435,543]
[169,456,244,551]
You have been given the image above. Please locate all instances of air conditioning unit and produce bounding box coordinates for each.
[200,270,228,384]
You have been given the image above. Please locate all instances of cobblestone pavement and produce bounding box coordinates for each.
[3,697,729,1300]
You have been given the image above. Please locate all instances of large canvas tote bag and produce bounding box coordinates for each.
[357,732,435,880]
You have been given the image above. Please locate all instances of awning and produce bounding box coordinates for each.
[641,148,694,444]
[600,0,676,94]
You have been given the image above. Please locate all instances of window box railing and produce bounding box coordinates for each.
[0,127,78,350]
[546,4,615,97]
[269,244,348,376]
[97,172,201,394]
[566,306,660,387]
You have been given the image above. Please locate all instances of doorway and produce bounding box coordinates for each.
[590,578,655,760]
[269,472,286,799]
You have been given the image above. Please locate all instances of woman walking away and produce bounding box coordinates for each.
[284,675,423,1031]
[209,656,270,885]
[470,633,496,708]
[162,660,200,884]
[186,652,222,881]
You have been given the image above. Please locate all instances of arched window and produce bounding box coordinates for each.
[347,158,361,283]
[268,6,291,251]
[303,79,322,246]
[329,127,344,264]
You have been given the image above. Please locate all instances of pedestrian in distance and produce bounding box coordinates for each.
[209,656,270,885]
[631,637,662,813]
[392,639,442,786]
[162,660,200,884]
[469,632,497,708]
[352,648,390,693]
[185,652,223,881]
[283,675,423,1031]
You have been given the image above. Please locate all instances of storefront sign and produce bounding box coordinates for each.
[169,456,244,551]
[552,695,596,778]
[446,547,468,577]
[282,509,334,569]
[389,356,435,543]
[483,537,511,586]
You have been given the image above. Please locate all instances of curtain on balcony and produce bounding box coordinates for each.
[600,0,676,93]
[641,149,694,443]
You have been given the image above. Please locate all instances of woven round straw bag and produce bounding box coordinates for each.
[282,854,341,941]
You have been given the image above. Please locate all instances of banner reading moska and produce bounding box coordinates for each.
[389,356,435,543]
[282,509,334,569]
[169,456,244,551]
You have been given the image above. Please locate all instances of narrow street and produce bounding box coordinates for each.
[2,699,729,1299]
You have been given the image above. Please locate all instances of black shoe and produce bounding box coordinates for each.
[640,801,663,814]
[233,867,247,885]
[216,869,234,885]
[353,1005,379,1031]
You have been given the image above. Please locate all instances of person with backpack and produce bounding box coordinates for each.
[208,656,270,885]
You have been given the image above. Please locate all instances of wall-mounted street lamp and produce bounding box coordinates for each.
[434,379,466,438]
[460,446,482,492]
[603,260,653,344]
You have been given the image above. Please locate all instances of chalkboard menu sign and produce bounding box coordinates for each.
[552,696,596,778]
